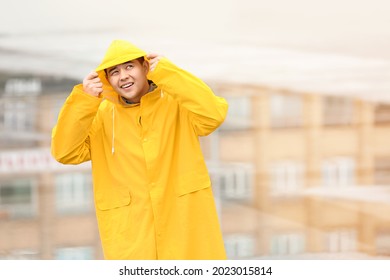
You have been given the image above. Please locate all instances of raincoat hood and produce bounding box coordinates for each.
[95,40,148,104]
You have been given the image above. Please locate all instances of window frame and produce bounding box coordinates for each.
[0,178,38,219]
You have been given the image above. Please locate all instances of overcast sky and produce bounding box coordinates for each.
[1,0,390,59]
[1,0,389,101]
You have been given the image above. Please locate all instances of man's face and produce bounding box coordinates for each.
[106,59,149,103]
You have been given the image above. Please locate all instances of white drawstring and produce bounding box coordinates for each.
[112,105,115,155]
[110,87,160,155]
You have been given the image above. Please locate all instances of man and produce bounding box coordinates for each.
[51,40,228,260]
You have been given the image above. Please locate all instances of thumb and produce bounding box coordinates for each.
[146,53,159,60]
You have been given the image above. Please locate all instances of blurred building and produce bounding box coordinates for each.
[205,82,390,259]
[1,69,390,260]
[0,73,102,260]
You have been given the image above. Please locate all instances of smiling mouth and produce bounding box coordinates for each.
[120,82,134,89]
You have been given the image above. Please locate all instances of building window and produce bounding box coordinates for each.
[0,99,37,132]
[376,232,390,256]
[271,233,305,256]
[325,229,357,253]
[0,249,39,260]
[55,246,94,260]
[4,78,42,95]
[52,97,66,128]
[374,104,390,124]
[209,163,254,201]
[323,96,354,126]
[55,172,93,215]
[269,161,305,195]
[322,157,355,187]
[0,178,37,219]
[220,96,252,130]
[270,93,303,128]
[224,234,256,259]
[374,157,390,185]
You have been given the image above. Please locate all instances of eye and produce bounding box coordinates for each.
[126,64,134,70]
[109,70,119,76]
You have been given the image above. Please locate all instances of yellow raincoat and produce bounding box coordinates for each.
[51,40,228,259]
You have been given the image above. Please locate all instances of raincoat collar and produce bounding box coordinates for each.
[117,81,158,107]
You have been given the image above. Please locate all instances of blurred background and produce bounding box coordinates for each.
[1,0,390,259]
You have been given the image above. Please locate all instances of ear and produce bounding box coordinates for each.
[143,60,150,74]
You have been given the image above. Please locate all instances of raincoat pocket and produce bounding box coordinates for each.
[176,169,211,197]
[96,185,131,210]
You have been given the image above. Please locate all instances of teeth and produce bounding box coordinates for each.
[121,83,133,89]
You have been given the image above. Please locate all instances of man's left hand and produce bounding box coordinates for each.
[147,53,163,71]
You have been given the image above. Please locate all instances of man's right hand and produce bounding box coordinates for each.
[83,72,103,97]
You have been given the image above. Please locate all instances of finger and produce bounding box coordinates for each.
[86,82,103,89]
[90,77,102,84]
[149,62,157,71]
[94,88,103,95]
[146,53,159,60]
[86,71,99,80]
[84,83,103,97]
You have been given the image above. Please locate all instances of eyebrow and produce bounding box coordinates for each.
[107,61,135,75]
[107,66,118,75]
[123,60,135,65]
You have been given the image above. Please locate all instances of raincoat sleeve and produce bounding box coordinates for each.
[51,84,102,164]
[147,58,228,136]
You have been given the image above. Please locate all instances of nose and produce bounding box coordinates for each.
[119,69,129,81]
